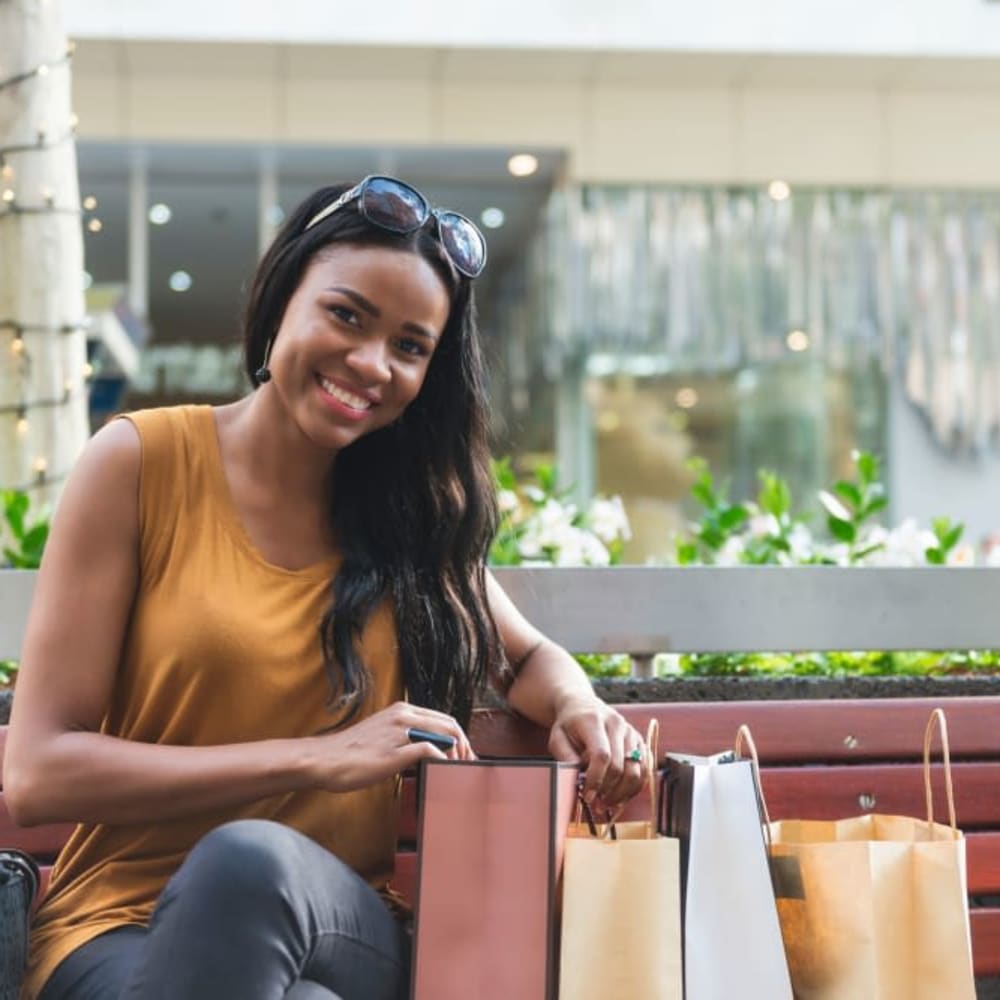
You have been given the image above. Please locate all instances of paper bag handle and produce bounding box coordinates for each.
[734,724,774,829]
[923,708,957,834]
[573,717,660,841]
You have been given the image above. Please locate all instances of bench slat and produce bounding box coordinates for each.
[971,909,1000,977]
[472,701,1000,764]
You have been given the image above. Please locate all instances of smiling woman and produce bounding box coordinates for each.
[5,177,648,1000]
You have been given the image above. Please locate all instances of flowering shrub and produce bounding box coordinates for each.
[489,459,633,678]
[489,459,631,568]
[674,451,973,568]
[667,451,1000,678]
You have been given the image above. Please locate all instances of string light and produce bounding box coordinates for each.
[0,319,89,335]
[2,38,89,498]
[0,45,74,93]
[0,127,76,160]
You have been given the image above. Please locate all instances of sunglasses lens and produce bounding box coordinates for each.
[361,177,428,232]
[438,212,487,277]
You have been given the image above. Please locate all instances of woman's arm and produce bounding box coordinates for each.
[486,572,647,808]
[3,421,465,827]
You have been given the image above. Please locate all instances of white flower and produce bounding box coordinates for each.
[788,523,815,563]
[587,495,632,543]
[523,485,546,504]
[716,535,745,566]
[883,518,938,566]
[654,653,683,676]
[747,513,781,539]
[947,543,976,567]
[497,489,520,515]
[580,532,611,566]
[516,530,544,559]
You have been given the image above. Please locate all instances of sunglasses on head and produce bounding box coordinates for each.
[303,175,487,278]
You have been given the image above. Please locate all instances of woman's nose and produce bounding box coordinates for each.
[345,339,392,382]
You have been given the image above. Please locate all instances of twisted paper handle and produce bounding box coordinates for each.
[923,707,957,835]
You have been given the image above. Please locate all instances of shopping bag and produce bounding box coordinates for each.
[0,848,40,1000]
[768,708,976,1000]
[559,720,682,1000]
[410,758,578,1000]
[661,726,793,1000]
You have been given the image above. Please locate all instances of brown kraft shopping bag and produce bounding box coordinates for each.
[559,721,683,1000]
[768,708,976,1000]
[410,758,578,1000]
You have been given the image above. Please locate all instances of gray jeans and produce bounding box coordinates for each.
[39,820,408,1000]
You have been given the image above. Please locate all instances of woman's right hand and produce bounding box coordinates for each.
[311,701,474,793]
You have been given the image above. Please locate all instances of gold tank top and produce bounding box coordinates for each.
[23,405,403,998]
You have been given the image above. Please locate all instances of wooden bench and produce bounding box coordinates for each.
[3,566,1000,980]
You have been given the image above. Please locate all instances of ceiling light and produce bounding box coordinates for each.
[169,270,192,292]
[675,387,699,409]
[786,329,810,352]
[86,218,102,233]
[507,153,539,178]
[82,194,97,211]
[768,179,791,202]
[480,207,505,229]
[149,203,172,225]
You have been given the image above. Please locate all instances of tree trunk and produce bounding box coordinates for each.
[0,0,88,505]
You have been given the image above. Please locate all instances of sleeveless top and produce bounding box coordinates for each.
[22,405,404,998]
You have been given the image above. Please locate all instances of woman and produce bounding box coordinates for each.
[4,176,650,999]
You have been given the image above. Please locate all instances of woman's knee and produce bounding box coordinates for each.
[170,819,310,905]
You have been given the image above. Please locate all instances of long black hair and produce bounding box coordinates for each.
[243,184,511,727]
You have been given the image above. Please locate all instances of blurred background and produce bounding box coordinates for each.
[56,0,1000,559]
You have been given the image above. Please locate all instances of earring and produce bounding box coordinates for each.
[255,337,273,384]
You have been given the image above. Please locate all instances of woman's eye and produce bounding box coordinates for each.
[396,337,428,358]
[328,305,360,326]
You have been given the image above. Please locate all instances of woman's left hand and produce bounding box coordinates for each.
[547,695,650,810]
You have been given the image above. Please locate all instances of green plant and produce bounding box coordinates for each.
[1,489,50,569]
[817,451,889,564]
[489,458,630,568]
[0,490,51,686]
[490,458,632,677]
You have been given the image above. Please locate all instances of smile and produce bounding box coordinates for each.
[317,375,373,412]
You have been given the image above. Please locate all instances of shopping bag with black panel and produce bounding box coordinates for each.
[0,848,40,1000]
[660,725,793,1000]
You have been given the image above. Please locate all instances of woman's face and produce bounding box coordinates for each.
[267,244,452,453]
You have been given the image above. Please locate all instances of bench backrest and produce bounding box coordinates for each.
[5,565,1000,659]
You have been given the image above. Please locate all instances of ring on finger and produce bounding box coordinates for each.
[627,746,644,764]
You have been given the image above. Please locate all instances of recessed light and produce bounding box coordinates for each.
[149,203,172,225]
[675,387,699,409]
[786,329,810,352]
[82,195,97,211]
[768,179,791,202]
[86,218,102,233]
[169,270,192,292]
[507,153,539,178]
[480,207,505,229]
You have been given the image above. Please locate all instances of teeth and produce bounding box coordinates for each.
[319,376,371,410]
